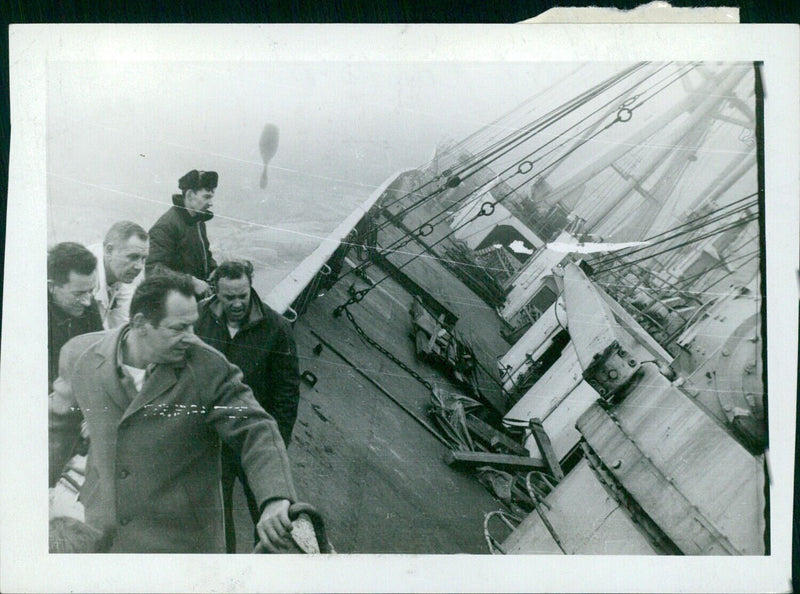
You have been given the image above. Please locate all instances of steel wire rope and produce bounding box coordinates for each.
[590,247,759,300]
[335,64,666,295]
[334,90,654,313]
[590,195,759,269]
[354,63,673,271]
[595,213,759,276]
[675,246,760,290]
[593,213,759,275]
[694,251,760,295]
[442,64,590,161]
[590,198,759,272]
[438,63,653,188]
[335,63,702,314]
[331,65,656,287]
[369,62,655,233]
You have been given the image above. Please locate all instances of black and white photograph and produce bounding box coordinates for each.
[3,24,798,593]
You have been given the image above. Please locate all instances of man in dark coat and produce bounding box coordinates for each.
[48,242,103,390]
[196,259,300,553]
[49,272,297,553]
[146,169,219,297]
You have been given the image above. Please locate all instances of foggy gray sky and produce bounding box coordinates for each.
[46,60,620,287]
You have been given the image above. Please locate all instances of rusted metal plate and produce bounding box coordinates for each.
[502,459,658,555]
[578,367,766,554]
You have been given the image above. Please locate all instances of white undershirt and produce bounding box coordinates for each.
[122,364,147,393]
[227,323,240,338]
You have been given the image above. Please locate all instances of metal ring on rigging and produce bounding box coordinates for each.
[417,223,434,237]
[615,107,633,123]
[479,202,496,217]
[517,161,533,175]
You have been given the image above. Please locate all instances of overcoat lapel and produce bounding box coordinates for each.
[120,365,179,423]
[94,328,132,414]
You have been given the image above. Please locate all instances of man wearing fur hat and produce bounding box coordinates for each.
[146,170,219,297]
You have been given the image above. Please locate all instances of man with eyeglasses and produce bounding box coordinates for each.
[146,169,219,298]
[49,272,297,553]
[48,242,103,390]
[88,221,149,330]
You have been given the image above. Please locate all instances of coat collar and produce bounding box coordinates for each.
[91,325,185,421]
[203,288,266,331]
[92,326,133,414]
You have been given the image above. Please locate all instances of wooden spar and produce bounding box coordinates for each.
[465,414,530,456]
[308,328,452,447]
[265,169,417,315]
[528,418,565,481]
[443,450,547,470]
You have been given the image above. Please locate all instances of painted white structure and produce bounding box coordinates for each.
[450,192,543,252]
[497,299,567,393]
[498,231,576,328]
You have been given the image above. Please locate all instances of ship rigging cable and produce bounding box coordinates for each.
[591,192,759,268]
[373,63,665,234]
[334,63,689,289]
[380,62,699,248]
[593,213,758,275]
[373,62,652,220]
[350,62,658,261]
[334,64,704,312]
[590,197,759,273]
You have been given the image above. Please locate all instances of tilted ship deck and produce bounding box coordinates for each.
[244,61,768,555]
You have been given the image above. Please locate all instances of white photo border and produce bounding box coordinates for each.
[3,24,798,593]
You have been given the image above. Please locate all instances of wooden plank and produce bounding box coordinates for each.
[443,450,546,471]
[465,414,529,456]
[529,419,565,481]
[577,401,741,555]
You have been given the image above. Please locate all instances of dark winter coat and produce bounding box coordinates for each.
[196,289,300,444]
[146,194,217,281]
[49,326,296,553]
[48,296,103,390]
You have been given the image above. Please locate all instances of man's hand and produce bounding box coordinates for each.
[256,499,294,553]
[191,277,210,297]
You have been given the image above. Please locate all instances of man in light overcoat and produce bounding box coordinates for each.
[49,272,297,553]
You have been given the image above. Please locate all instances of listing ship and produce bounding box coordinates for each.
[259,61,767,554]
[50,61,768,555]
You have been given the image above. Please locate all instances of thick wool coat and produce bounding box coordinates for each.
[49,326,296,553]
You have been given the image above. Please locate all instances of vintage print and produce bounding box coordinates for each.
[45,59,768,557]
